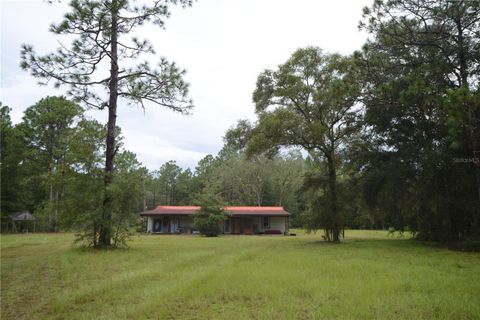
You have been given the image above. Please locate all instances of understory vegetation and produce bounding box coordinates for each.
[1,231,479,319]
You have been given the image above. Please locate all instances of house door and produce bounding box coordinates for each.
[232,219,241,234]
[242,219,253,235]
[153,219,162,232]
[162,218,170,233]
[171,219,178,233]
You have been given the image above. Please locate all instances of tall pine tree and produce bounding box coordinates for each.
[21,0,194,247]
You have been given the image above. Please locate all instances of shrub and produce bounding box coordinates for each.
[193,193,225,237]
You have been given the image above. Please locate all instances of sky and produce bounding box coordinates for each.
[1,0,372,170]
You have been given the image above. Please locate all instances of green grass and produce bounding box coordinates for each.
[1,230,479,319]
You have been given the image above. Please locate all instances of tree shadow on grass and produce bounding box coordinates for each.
[69,244,132,254]
[298,237,423,251]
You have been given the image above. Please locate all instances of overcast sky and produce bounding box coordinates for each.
[1,0,372,170]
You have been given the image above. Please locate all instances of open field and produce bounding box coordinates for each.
[1,230,479,319]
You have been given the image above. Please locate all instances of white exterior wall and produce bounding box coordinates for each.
[255,216,288,234]
[269,216,287,234]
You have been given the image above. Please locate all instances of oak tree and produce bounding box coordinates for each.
[244,47,361,242]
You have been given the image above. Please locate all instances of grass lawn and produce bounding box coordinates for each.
[1,230,479,319]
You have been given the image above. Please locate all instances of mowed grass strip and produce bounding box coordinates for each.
[1,231,479,320]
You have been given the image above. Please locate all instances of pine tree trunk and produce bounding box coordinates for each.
[49,155,55,232]
[54,190,59,232]
[327,156,341,242]
[99,0,119,247]
[153,184,156,207]
[143,179,147,210]
[49,178,54,231]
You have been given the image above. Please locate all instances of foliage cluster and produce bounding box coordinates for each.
[1,98,146,248]
[193,193,225,237]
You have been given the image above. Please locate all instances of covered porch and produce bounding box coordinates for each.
[141,206,290,235]
[224,215,288,235]
[147,215,194,234]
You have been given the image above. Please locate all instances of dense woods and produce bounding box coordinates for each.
[1,0,479,245]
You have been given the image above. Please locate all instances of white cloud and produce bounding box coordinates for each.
[1,0,372,170]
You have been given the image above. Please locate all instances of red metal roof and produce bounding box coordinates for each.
[141,206,199,215]
[227,206,285,212]
[141,206,290,216]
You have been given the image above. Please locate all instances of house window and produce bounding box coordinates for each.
[262,216,270,229]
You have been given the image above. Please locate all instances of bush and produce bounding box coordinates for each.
[193,193,225,237]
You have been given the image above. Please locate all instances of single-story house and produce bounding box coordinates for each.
[140,206,290,235]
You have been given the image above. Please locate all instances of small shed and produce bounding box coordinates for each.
[9,211,37,233]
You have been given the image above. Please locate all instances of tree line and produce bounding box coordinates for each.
[2,96,420,239]
[1,100,306,237]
